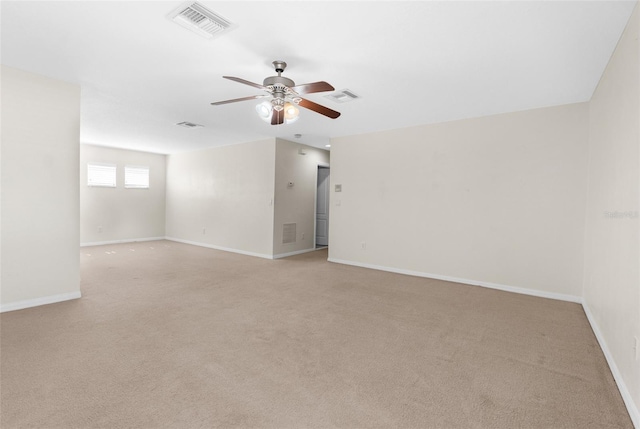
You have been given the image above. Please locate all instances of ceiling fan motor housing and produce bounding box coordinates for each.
[263,75,295,88]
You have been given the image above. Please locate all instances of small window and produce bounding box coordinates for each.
[87,163,116,187]
[125,165,149,189]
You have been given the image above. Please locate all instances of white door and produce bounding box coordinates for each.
[316,166,330,246]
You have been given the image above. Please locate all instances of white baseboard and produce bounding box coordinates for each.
[273,248,317,259]
[165,237,273,260]
[583,302,639,428]
[80,237,165,247]
[327,258,582,304]
[0,290,82,313]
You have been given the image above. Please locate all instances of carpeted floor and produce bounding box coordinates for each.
[0,240,632,428]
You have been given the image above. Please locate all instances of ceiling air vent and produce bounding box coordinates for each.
[324,89,360,103]
[169,2,236,39]
[176,121,203,128]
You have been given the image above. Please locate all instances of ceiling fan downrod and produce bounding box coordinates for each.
[263,60,295,88]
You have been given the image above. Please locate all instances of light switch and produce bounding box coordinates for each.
[335,184,342,192]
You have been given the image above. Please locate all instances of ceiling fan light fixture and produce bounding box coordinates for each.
[271,97,285,112]
[284,102,299,120]
[256,101,272,122]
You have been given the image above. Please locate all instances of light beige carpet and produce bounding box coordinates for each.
[0,240,632,428]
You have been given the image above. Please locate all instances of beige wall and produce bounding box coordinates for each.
[329,102,589,300]
[165,139,276,258]
[273,139,330,257]
[1,66,81,311]
[80,144,166,245]
[584,3,639,422]
[165,138,328,259]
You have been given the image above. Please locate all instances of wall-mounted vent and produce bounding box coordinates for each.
[169,2,236,39]
[176,121,203,128]
[282,223,297,244]
[324,89,360,103]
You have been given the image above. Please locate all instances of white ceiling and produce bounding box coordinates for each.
[1,1,636,154]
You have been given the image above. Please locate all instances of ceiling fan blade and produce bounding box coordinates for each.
[291,81,335,94]
[223,76,268,91]
[297,98,341,119]
[271,109,284,125]
[210,94,269,106]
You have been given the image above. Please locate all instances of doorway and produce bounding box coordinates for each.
[315,166,330,248]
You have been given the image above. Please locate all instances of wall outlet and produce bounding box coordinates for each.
[202,228,206,235]
[635,336,639,361]
[301,233,305,240]
[97,226,103,233]
[361,242,367,250]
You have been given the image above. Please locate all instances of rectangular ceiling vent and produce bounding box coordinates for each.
[176,121,203,128]
[324,89,360,103]
[169,2,236,39]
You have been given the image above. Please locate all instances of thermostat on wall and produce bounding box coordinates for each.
[335,184,342,192]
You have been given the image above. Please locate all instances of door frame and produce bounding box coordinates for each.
[314,162,330,249]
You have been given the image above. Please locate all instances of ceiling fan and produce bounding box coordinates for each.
[210,60,341,125]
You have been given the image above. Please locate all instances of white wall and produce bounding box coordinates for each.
[80,144,166,245]
[273,139,330,257]
[1,65,81,311]
[165,139,276,258]
[584,3,639,423]
[329,102,589,300]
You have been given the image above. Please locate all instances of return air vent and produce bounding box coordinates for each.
[282,223,297,244]
[169,2,236,39]
[176,121,203,128]
[324,89,360,103]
